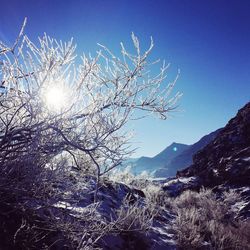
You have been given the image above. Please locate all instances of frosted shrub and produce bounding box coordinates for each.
[112,196,156,233]
[143,183,161,200]
[222,189,242,213]
[110,166,171,213]
[172,188,250,250]
[0,19,181,203]
[109,166,153,189]
[142,183,171,208]
[173,206,204,249]
[109,166,135,185]
[0,19,181,248]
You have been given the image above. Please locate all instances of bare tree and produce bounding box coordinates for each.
[0,19,181,201]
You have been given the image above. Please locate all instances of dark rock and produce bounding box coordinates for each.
[162,176,201,197]
[177,102,250,187]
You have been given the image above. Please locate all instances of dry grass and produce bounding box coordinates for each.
[171,188,250,250]
[112,195,157,233]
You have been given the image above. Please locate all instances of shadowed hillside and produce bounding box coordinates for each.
[177,102,250,187]
[155,129,222,177]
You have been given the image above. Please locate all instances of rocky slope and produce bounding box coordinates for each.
[0,170,177,250]
[177,102,250,187]
[162,102,250,222]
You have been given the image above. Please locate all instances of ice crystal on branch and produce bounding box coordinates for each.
[0,19,181,201]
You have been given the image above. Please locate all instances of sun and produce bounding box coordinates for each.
[44,85,68,112]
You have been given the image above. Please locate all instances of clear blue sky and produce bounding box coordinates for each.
[1,0,250,157]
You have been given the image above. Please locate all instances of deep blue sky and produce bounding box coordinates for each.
[1,0,250,157]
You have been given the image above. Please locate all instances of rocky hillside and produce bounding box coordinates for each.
[0,171,177,250]
[177,102,250,187]
[163,102,250,223]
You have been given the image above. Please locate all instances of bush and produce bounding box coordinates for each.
[112,195,157,233]
[0,20,181,249]
[172,188,250,250]
[108,166,152,189]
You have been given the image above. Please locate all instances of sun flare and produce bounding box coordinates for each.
[44,85,67,112]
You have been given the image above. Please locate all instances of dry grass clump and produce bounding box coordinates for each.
[108,166,153,190]
[112,195,158,233]
[172,188,250,250]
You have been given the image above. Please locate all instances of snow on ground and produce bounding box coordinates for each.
[243,157,250,161]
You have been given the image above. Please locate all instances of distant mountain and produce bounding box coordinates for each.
[125,143,189,175]
[177,102,250,187]
[154,128,222,177]
[124,129,222,177]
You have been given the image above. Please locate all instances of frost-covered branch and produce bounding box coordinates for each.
[0,19,181,199]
